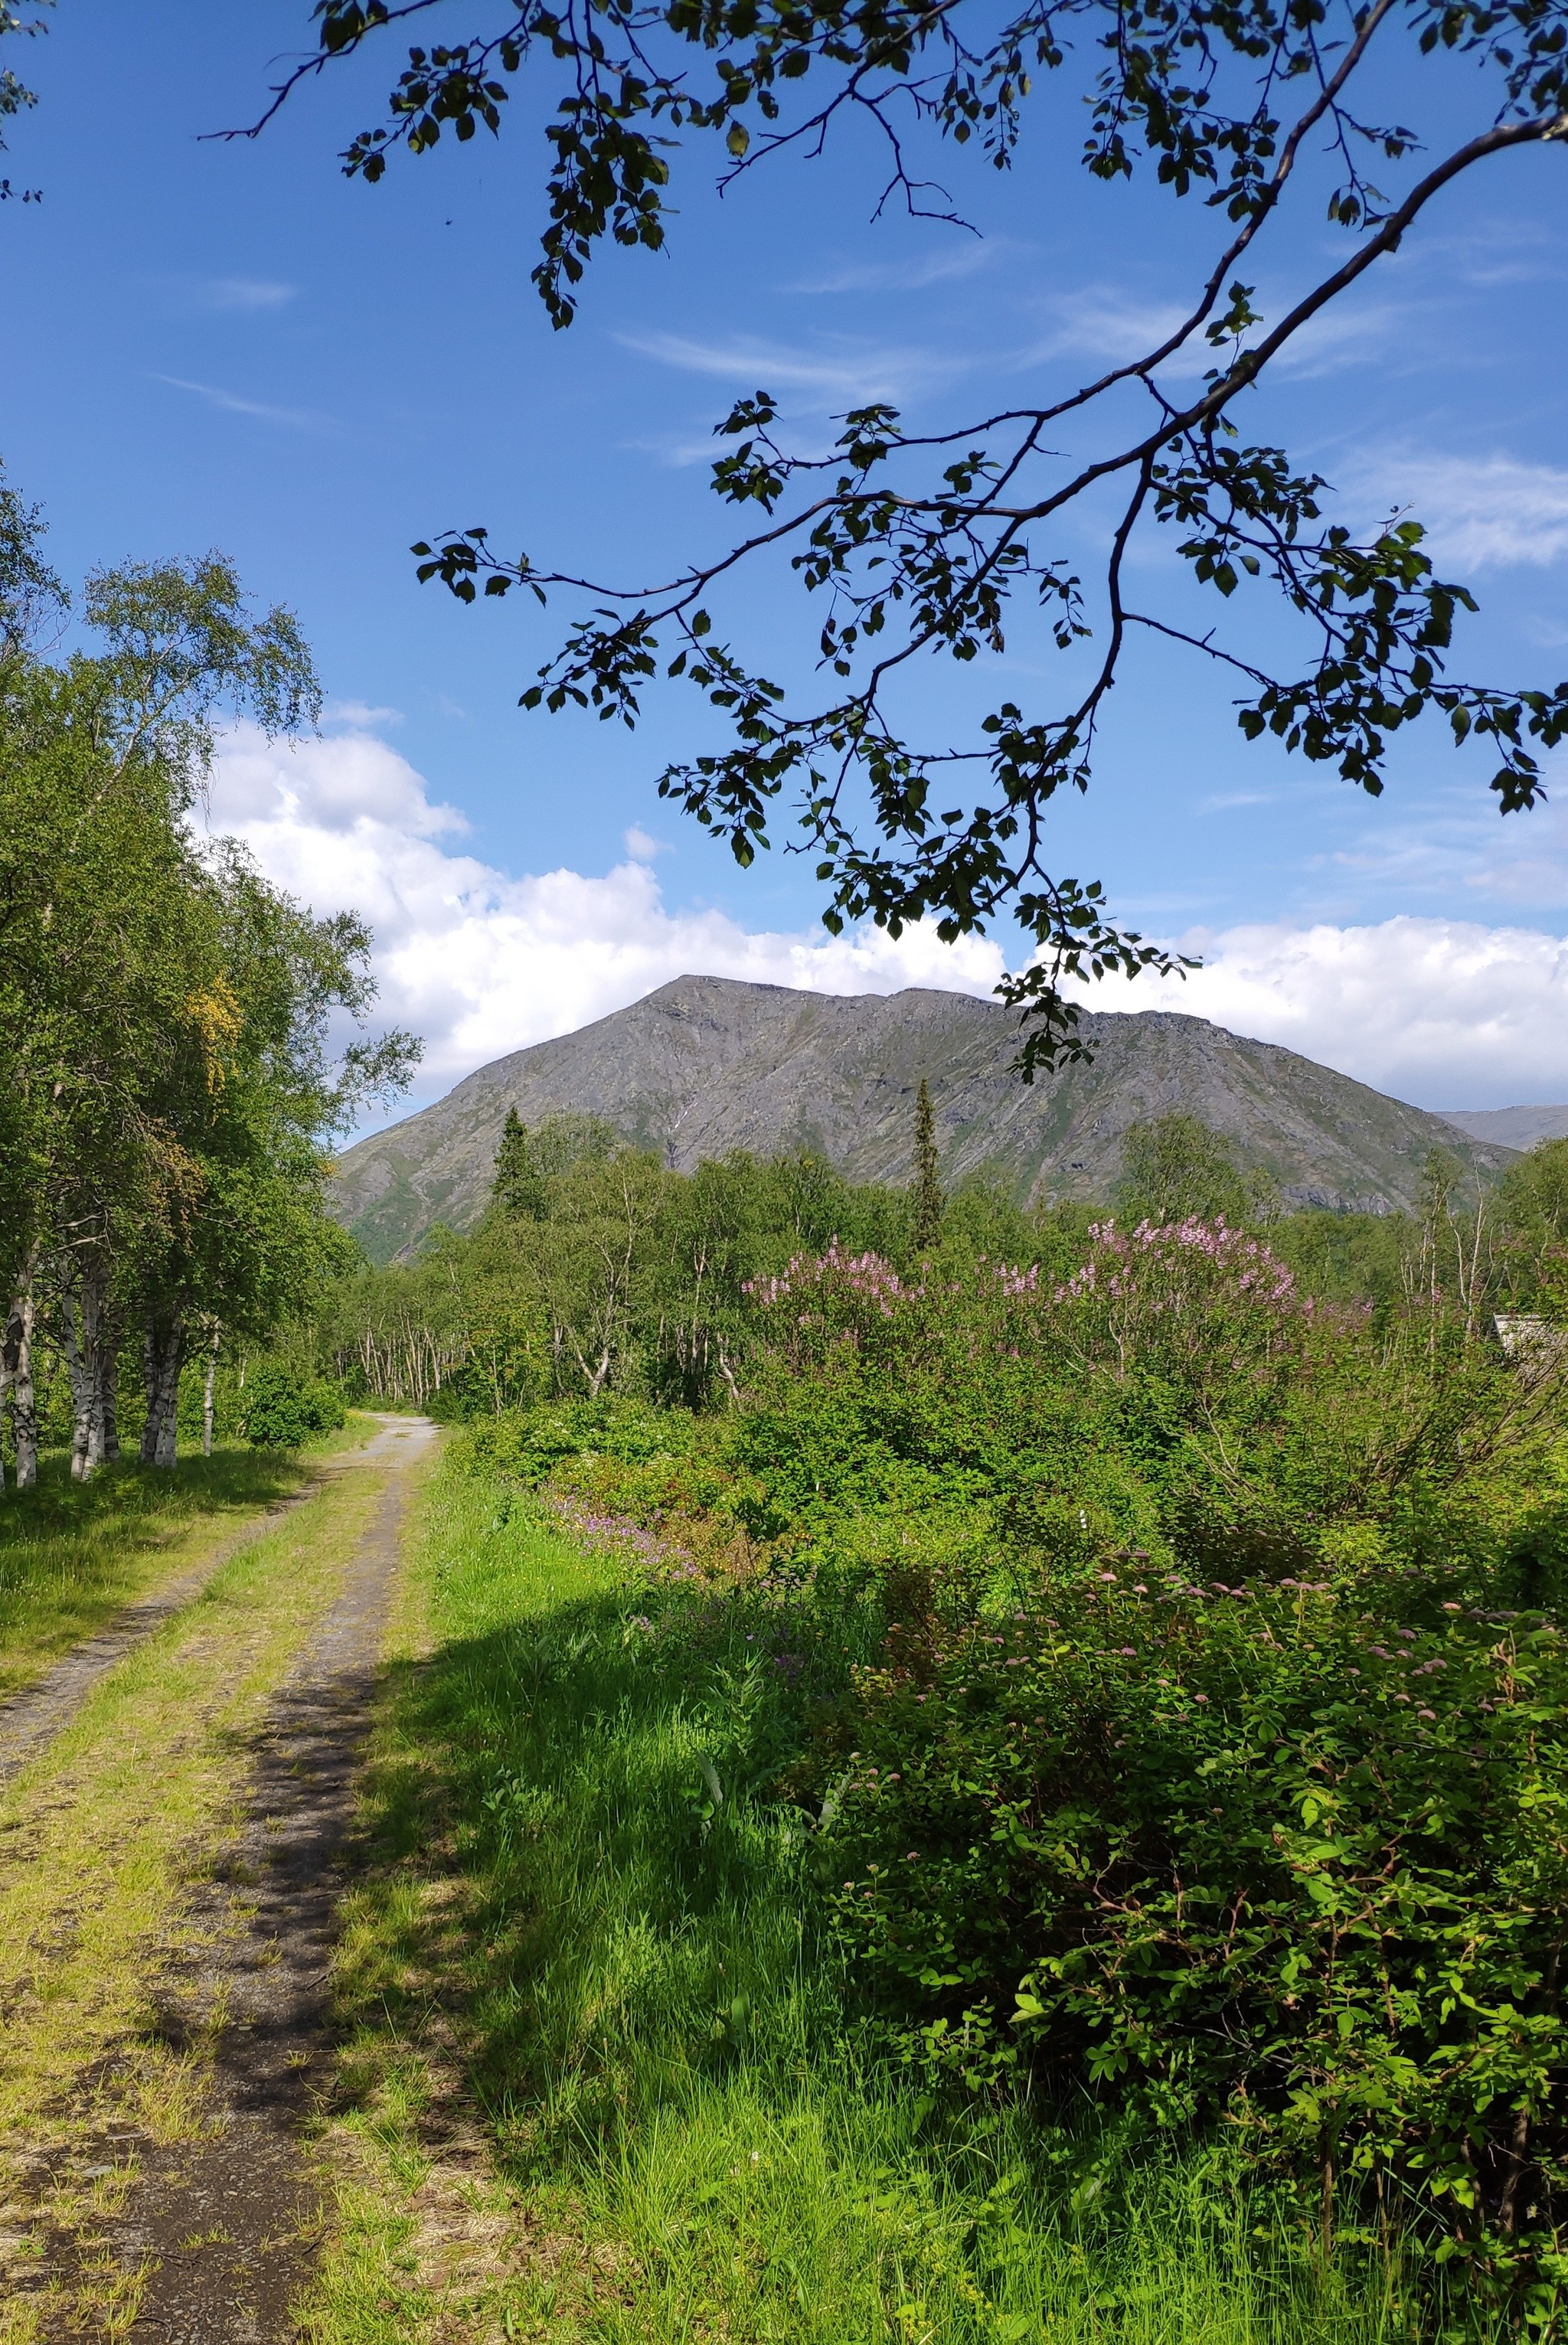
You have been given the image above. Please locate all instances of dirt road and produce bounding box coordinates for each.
[0,1416,436,2342]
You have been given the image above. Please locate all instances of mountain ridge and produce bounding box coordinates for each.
[332,975,1515,1262]
[1438,1104,1568,1151]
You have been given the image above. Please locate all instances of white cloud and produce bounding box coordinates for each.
[1031,285,1403,384]
[325,699,403,730]
[616,328,962,407]
[203,733,1568,1123]
[203,277,296,312]
[784,241,998,296]
[1120,916,1568,1109]
[1347,450,1568,570]
[152,374,327,432]
[202,729,1006,1105]
[1031,289,1198,372]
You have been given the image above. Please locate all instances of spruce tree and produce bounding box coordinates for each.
[911,1079,943,1253]
[492,1108,544,1219]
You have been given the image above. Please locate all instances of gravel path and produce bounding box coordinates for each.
[0,1417,420,1793]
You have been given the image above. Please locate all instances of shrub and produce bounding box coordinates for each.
[459,1393,700,1482]
[242,1370,347,1449]
[800,1559,1568,2293]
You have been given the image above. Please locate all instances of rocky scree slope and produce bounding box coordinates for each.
[332,976,1514,1262]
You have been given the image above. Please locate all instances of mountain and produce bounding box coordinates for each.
[1437,1105,1568,1151]
[331,975,1516,1262]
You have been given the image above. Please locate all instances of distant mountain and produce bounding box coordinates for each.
[331,976,1516,1262]
[1437,1105,1568,1151]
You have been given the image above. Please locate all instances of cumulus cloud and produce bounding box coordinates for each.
[203,731,1568,1124]
[1126,916,1568,1109]
[202,729,1007,1103]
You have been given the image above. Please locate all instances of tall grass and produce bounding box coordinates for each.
[325,1458,1444,2344]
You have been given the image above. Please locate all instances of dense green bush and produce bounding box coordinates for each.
[241,1369,346,1448]
[461,1392,702,1481]
[445,1215,1568,2314]
[732,1226,1568,2307]
[805,1564,1568,2299]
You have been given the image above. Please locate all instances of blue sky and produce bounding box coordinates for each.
[5,1,1568,1117]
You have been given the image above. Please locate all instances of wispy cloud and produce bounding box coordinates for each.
[1199,789,1273,814]
[1347,449,1568,570]
[151,374,328,432]
[616,328,963,408]
[149,274,298,315]
[1027,283,1405,383]
[1030,289,1197,373]
[204,276,296,312]
[784,240,998,296]
[1405,217,1565,292]
[1322,782,1568,913]
[325,699,403,730]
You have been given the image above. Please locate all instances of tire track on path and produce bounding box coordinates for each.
[44,1413,439,2343]
[0,1416,420,1795]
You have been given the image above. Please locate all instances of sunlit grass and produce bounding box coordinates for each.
[0,1413,379,1699]
[310,1458,1436,2344]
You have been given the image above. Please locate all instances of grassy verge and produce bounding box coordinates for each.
[0,1412,381,1700]
[0,1442,406,2342]
[307,1452,1423,2345]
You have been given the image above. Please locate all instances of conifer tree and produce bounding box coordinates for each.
[911,1079,943,1254]
[492,1108,545,1220]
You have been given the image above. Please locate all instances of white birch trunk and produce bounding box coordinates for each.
[202,1323,220,1458]
[100,1307,120,1462]
[60,1264,109,1481]
[140,1311,185,1469]
[5,1272,39,1491]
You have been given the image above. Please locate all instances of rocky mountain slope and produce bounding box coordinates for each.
[332,976,1514,1261]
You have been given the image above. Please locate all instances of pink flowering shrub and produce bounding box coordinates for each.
[1050,1216,1302,1379]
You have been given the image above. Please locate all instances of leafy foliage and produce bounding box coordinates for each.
[247,0,1568,1060]
[431,1145,1568,2312]
[0,482,417,1481]
[240,1367,348,1447]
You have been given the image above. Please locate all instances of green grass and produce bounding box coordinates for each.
[0,1413,378,1699]
[309,1458,1440,2345]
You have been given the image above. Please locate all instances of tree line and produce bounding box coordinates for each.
[0,468,415,1488]
[314,1097,1568,1419]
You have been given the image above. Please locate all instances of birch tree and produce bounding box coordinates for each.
[0,485,418,1481]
